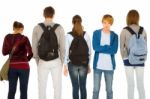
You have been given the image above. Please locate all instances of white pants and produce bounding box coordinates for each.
[125,66,145,99]
[38,58,62,99]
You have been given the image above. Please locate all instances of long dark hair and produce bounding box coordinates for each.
[72,15,83,36]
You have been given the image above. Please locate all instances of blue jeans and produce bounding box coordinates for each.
[68,62,88,99]
[92,69,114,99]
[8,68,30,99]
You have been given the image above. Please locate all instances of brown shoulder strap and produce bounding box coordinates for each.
[9,36,26,58]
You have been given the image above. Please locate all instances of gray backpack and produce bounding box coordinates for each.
[125,26,147,65]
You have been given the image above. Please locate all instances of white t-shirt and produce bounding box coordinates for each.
[97,31,113,70]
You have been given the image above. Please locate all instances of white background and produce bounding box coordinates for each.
[0,0,150,99]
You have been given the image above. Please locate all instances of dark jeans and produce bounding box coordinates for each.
[68,62,88,99]
[8,68,30,99]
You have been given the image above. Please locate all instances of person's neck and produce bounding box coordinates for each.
[102,28,110,34]
[13,32,21,34]
[13,30,22,34]
[45,18,53,22]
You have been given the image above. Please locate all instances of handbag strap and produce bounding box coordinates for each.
[9,36,25,59]
[9,46,16,59]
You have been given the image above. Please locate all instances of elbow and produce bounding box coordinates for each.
[93,47,96,51]
[2,50,8,56]
[113,51,117,54]
[93,48,99,52]
[110,49,118,55]
[27,55,33,61]
[2,52,8,56]
[92,45,96,51]
[113,49,118,54]
[93,44,100,51]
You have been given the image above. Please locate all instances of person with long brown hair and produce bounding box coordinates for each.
[120,9,147,99]
[2,21,33,99]
[64,15,91,99]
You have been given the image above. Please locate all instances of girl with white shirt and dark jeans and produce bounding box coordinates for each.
[64,15,91,99]
[92,14,118,99]
[120,10,146,99]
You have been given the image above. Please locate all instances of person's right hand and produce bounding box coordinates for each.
[88,65,91,74]
[63,65,68,76]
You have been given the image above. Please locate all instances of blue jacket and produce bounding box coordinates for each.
[92,29,118,70]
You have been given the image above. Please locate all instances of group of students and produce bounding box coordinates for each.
[1,6,147,99]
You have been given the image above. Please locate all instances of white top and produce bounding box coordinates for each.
[64,32,92,66]
[97,31,113,70]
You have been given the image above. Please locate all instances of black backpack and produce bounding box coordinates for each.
[69,32,89,66]
[38,23,59,61]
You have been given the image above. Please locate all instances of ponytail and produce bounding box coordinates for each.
[72,15,83,36]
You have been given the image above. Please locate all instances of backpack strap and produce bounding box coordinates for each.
[83,32,86,36]
[52,24,59,31]
[39,23,59,31]
[124,26,144,38]
[68,32,77,38]
[124,26,136,35]
[68,32,74,37]
[39,23,47,31]
[138,26,144,38]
